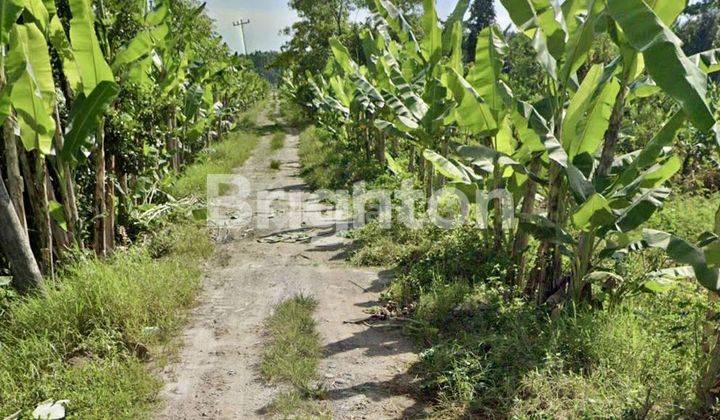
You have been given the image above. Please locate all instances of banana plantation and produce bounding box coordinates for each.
[281,0,720,416]
[0,0,267,290]
[6,0,720,417]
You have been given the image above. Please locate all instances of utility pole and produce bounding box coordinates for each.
[233,19,251,55]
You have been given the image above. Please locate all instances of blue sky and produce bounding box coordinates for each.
[204,0,512,53]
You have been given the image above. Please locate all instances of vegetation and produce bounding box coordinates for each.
[0,0,268,292]
[0,222,212,418]
[270,131,286,151]
[281,0,720,416]
[0,0,268,413]
[169,130,259,197]
[260,295,328,418]
[0,116,261,416]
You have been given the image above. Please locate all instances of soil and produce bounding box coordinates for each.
[156,112,425,419]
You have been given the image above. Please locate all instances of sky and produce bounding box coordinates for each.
[204,0,513,54]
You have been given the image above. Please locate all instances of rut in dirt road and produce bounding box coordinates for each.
[156,116,425,419]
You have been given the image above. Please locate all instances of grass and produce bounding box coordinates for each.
[169,130,259,198]
[298,125,390,190]
[342,192,720,418]
[270,159,281,170]
[260,295,329,417]
[0,222,213,418]
[277,97,310,128]
[0,109,262,418]
[237,97,269,130]
[270,131,285,151]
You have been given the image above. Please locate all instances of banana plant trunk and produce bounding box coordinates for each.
[118,171,129,233]
[527,164,565,304]
[492,153,504,252]
[509,158,540,287]
[696,206,720,411]
[570,85,629,303]
[424,157,433,200]
[0,174,43,292]
[94,120,107,257]
[45,170,70,255]
[596,85,629,178]
[52,105,80,246]
[169,107,179,171]
[105,154,116,251]
[375,131,386,165]
[4,117,26,231]
[19,150,54,277]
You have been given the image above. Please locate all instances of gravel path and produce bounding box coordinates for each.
[156,112,423,419]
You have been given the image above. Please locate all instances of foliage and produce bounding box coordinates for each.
[0,222,212,418]
[464,0,495,63]
[270,131,285,151]
[0,95,262,417]
[298,125,387,190]
[168,130,259,198]
[283,0,720,414]
[247,51,282,85]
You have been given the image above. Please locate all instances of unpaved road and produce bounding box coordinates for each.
[156,113,423,419]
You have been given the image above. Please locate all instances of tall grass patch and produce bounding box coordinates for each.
[0,223,213,418]
[270,131,285,151]
[260,295,328,417]
[169,130,259,197]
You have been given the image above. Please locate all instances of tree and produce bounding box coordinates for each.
[248,51,281,85]
[464,0,495,62]
[0,0,269,292]
[678,0,719,55]
[0,176,43,292]
[277,0,355,78]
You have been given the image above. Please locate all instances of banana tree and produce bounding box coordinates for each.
[0,0,45,291]
[495,0,718,304]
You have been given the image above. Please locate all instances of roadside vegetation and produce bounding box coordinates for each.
[0,0,268,414]
[283,0,720,417]
[0,112,262,416]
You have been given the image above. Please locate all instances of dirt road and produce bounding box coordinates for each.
[156,114,423,419]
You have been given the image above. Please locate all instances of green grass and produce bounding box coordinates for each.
[0,109,263,418]
[647,193,720,241]
[260,295,329,417]
[298,125,389,190]
[343,192,720,418]
[265,390,331,419]
[261,295,321,387]
[270,131,285,151]
[270,159,281,170]
[277,98,309,128]
[0,222,213,418]
[237,97,269,129]
[169,130,259,198]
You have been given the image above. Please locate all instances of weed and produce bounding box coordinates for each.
[0,113,259,417]
[265,390,331,418]
[344,192,716,418]
[270,132,285,151]
[261,295,321,388]
[270,159,282,170]
[0,223,213,418]
[260,295,326,416]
